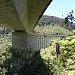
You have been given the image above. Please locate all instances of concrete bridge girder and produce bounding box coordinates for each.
[0,0,53,50]
[0,0,52,34]
[13,0,53,34]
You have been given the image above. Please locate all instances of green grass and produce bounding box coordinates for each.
[34,25,74,35]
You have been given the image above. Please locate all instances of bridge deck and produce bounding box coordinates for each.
[0,0,52,34]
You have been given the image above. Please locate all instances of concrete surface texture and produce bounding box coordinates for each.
[0,0,52,34]
[12,32,28,50]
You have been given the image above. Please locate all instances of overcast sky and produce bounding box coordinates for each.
[44,0,74,18]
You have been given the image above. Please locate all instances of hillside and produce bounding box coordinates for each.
[37,15,75,30]
[34,15,75,35]
[34,25,74,35]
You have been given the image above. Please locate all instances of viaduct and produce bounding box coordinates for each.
[0,0,52,50]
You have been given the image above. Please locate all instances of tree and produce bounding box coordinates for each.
[65,10,75,23]
[65,10,75,30]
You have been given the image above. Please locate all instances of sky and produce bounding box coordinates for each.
[44,0,74,18]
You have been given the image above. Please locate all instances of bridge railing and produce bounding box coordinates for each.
[27,35,66,51]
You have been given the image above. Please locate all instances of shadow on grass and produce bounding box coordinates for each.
[0,47,53,75]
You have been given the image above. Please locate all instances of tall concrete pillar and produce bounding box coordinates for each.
[12,31,28,50]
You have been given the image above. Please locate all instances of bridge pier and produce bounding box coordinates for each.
[12,31,28,50]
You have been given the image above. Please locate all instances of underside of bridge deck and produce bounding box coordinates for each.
[0,0,53,50]
[0,0,52,34]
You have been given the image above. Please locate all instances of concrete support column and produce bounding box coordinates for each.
[12,31,28,50]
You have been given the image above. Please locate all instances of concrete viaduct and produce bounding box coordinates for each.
[0,0,52,50]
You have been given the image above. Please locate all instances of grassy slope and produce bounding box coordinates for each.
[34,25,73,35]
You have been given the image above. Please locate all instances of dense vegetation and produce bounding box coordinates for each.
[0,34,75,75]
[37,15,75,30]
